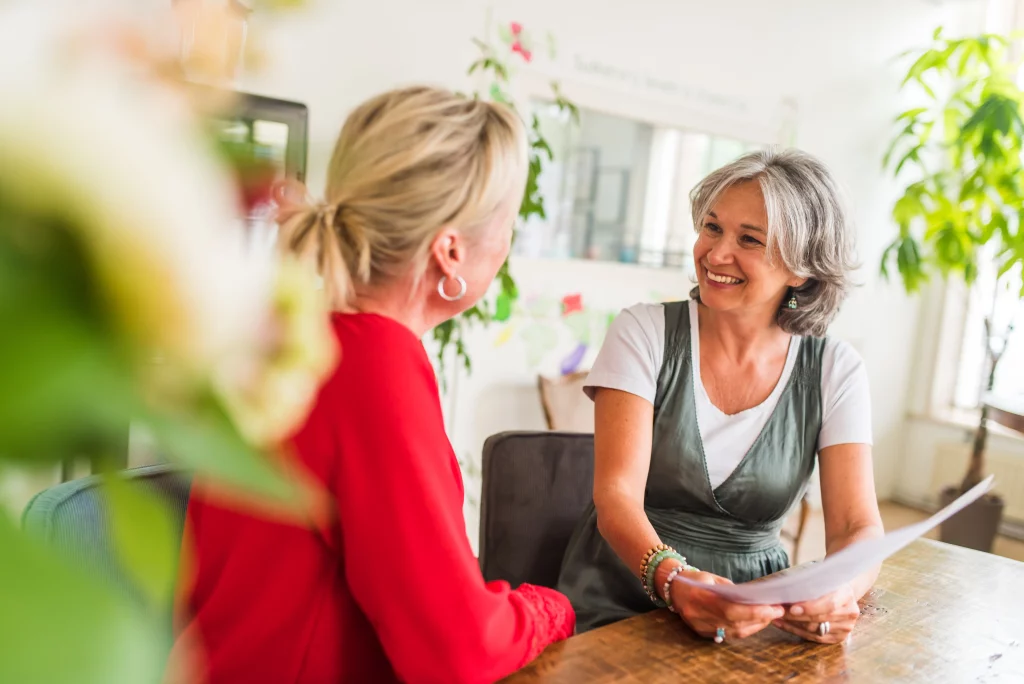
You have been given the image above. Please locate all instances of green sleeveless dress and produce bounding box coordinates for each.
[556,300,825,633]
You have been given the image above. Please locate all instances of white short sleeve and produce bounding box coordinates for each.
[583,303,665,404]
[818,338,873,451]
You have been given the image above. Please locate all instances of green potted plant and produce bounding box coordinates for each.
[882,28,1024,552]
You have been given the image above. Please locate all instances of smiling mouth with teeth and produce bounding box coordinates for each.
[706,270,744,285]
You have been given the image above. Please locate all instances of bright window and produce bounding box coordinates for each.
[954,262,1024,408]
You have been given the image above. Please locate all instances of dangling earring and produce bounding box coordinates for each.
[786,292,798,310]
[438,275,467,302]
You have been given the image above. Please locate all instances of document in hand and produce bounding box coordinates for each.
[672,475,995,605]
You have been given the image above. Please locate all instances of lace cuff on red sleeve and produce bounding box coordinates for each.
[509,583,576,669]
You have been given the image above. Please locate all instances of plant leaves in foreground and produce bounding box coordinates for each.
[0,514,163,684]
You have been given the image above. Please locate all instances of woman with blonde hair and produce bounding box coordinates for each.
[171,86,575,684]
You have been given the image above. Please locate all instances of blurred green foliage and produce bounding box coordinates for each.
[0,195,302,682]
[882,28,1024,295]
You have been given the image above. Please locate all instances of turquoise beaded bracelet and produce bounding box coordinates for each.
[642,550,675,588]
[642,550,686,606]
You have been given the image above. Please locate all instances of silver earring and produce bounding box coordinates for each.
[438,275,467,302]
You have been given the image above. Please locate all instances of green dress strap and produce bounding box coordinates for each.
[557,300,825,632]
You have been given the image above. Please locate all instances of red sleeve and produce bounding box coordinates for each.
[329,329,574,684]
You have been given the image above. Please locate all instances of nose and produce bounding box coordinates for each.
[705,239,735,265]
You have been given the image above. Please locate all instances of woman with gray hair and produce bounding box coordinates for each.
[557,148,883,645]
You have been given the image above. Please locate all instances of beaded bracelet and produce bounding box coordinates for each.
[642,549,677,591]
[661,563,697,613]
[643,550,686,607]
[638,544,671,580]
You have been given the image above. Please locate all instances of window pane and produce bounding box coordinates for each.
[993,266,1024,399]
[954,258,1024,407]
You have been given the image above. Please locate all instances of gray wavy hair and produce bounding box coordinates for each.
[689,147,856,337]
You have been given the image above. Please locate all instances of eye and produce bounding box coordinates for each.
[703,221,722,234]
[741,234,764,246]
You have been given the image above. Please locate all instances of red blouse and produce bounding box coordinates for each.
[170,313,574,684]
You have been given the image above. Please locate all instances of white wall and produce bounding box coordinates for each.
[433,257,693,541]
[244,0,487,192]
[897,416,1024,510]
[236,0,994,546]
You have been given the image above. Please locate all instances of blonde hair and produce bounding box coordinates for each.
[279,86,528,308]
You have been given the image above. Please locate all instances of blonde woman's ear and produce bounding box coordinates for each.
[429,226,466,277]
[273,178,311,223]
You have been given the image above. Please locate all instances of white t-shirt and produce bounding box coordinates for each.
[584,300,872,488]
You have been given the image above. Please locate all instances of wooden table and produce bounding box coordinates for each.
[504,540,1024,683]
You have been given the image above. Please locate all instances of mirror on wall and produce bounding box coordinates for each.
[514,101,761,269]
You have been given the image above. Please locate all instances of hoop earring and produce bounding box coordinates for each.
[438,275,467,302]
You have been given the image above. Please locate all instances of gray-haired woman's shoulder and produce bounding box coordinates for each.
[821,335,869,387]
[619,300,668,320]
[606,301,667,343]
[823,336,865,362]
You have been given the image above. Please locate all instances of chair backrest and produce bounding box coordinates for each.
[478,431,595,590]
[21,464,193,606]
[537,371,594,433]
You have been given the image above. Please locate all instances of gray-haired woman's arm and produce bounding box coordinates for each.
[593,388,784,640]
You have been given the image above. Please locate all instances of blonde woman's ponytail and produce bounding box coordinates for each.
[277,202,372,309]
[277,86,528,309]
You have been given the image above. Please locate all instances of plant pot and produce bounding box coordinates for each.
[938,487,1005,553]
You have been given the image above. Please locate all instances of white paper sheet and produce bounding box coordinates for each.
[672,475,994,605]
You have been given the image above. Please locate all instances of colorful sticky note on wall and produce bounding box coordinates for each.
[561,293,583,316]
[524,295,555,318]
[493,324,515,347]
[563,311,591,345]
[560,342,587,376]
[521,323,559,368]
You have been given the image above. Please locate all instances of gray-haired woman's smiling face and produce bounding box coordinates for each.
[693,180,805,315]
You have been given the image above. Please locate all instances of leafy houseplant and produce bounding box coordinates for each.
[882,28,1023,550]
[431,22,579,383]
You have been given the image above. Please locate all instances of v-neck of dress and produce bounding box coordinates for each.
[687,299,802,498]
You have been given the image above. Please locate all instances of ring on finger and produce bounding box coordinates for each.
[817,621,830,637]
[714,627,725,644]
